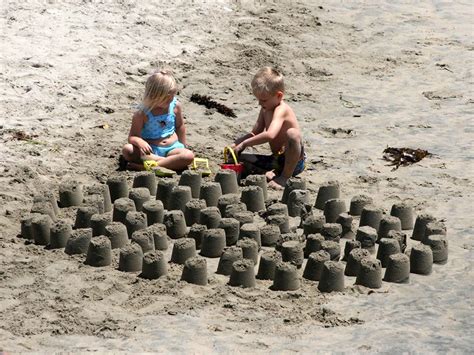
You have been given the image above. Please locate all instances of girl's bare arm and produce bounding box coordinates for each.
[174,102,187,145]
[128,111,152,155]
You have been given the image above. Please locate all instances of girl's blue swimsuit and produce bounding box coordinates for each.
[140,97,185,157]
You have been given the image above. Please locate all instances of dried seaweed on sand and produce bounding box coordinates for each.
[8,130,38,141]
[190,93,237,118]
[383,147,432,170]
[6,129,44,145]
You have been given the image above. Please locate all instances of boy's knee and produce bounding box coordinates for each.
[286,128,301,143]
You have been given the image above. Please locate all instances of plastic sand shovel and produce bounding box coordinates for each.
[190,158,212,177]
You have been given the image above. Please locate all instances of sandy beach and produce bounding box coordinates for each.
[1,0,473,352]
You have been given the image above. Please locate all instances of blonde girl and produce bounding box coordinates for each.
[122,70,194,171]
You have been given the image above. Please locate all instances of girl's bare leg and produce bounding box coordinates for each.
[155,148,194,171]
[122,143,165,170]
[122,143,140,162]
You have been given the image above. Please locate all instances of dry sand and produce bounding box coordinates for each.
[1,0,473,352]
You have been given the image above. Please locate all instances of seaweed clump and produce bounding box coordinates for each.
[190,94,236,118]
[383,147,432,170]
[8,130,38,141]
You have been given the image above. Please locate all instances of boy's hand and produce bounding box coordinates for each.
[233,142,245,155]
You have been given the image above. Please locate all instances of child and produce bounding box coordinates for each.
[122,70,194,172]
[232,67,306,189]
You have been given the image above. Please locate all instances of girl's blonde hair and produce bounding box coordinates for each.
[251,67,285,95]
[143,70,177,109]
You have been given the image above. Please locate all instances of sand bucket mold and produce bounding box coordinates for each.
[220,146,244,177]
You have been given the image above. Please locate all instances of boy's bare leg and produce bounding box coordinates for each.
[268,128,302,189]
[154,148,194,171]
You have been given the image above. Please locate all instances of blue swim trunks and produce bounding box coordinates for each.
[150,140,185,157]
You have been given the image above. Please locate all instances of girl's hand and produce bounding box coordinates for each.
[137,140,152,155]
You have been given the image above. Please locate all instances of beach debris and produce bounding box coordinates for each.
[7,129,45,145]
[95,105,115,114]
[422,91,461,100]
[435,63,453,73]
[31,62,53,68]
[339,93,360,108]
[383,147,432,170]
[9,130,37,141]
[94,123,110,129]
[190,94,236,118]
[408,124,431,128]
[321,126,355,138]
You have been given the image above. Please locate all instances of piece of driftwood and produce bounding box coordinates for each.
[383,147,432,170]
[190,94,236,118]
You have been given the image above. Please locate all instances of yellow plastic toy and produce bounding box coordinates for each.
[190,157,212,177]
[142,160,176,177]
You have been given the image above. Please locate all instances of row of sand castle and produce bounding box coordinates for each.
[20,169,448,291]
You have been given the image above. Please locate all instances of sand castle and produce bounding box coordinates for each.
[18,173,449,298]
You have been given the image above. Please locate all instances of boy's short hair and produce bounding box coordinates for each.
[251,67,285,95]
[143,70,177,109]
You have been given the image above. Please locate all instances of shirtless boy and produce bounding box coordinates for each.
[232,67,306,189]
